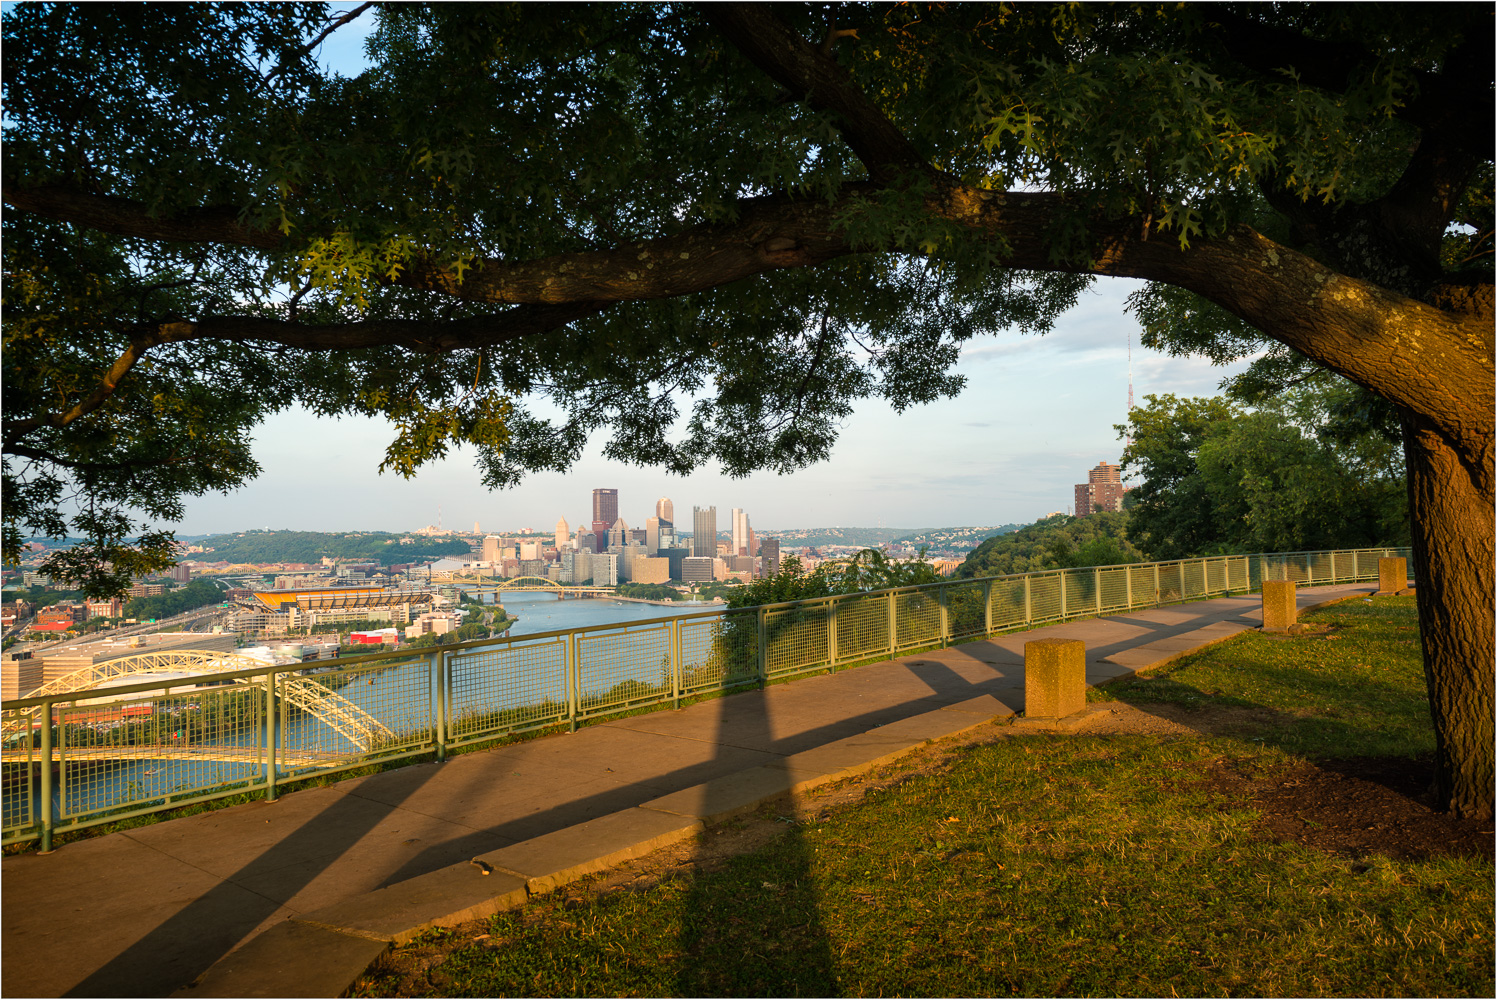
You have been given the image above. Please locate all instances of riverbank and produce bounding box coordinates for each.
[608,595,725,607]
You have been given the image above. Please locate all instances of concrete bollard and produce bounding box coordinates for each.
[1262,579,1297,629]
[1024,638,1086,719]
[1378,557,1408,595]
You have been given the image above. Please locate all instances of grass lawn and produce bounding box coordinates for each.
[353,597,1494,997]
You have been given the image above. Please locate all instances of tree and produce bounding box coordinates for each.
[1120,389,1408,558]
[953,511,1141,578]
[2,4,1489,815]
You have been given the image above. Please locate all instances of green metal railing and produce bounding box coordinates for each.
[0,545,1410,848]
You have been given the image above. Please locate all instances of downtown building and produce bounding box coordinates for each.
[1074,460,1126,516]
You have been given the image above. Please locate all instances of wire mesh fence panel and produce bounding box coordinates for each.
[895,591,941,651]
[765,603,832,677]
[1060,571,1094,618]
[55,680,267,825]
[449,638,569,743]
[2,708,37,840]
[1098,567,1131,613]
[1127,566,1155,610]
[941,582,985,640]
[1182,560,1206,600]
[834,593,891,662]
[679,611,756,696]
[1309,551,1334,583]
[577,624,673,718]
[1028,574,1063,622]
[277,657,432,779]
[1158,564,1183,603]
[988,578,1029,630]
[1331,551,1355,582]
[1228,557,1249,591]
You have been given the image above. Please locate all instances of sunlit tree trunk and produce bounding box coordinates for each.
[1402,410,1495,819]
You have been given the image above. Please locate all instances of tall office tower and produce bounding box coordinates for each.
[608,517,629,550]
[591,519,609,552]
[693,506,717,561]
[748,527,758,557]
[1074,460,1125,517]
[575,526,597,553]
[658,519,674,551]
[646,516,660,555]
[760,537,781,578]
[554,517,570,550]
[731,508,749,556]
[592,488,619,527]
[481,535,501,562]
[656,497,674,523]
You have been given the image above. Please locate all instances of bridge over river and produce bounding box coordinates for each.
[438,576,616,600]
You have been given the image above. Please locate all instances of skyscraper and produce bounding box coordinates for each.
[554,516,570,550]
[760,537,781,578]
[656,497,673,523]
[693,506,716,560]
[731,508,749,556]
[592,488,619,526]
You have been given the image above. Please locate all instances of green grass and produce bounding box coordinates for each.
[1091,596,1434,758]
[353,597,1493,998]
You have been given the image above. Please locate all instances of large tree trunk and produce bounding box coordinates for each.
[1402,409,1495,820]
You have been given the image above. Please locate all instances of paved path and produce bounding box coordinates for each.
[1,583,1377,998]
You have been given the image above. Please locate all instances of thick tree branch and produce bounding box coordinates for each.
[137,299,613,353]
[2,333,165,447]
[1,183,285,250]
[263,2,376,87]
[702,4,925,181]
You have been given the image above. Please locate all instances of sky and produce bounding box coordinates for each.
[145,7,1254,536]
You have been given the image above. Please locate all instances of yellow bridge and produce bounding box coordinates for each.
[0,745,353,770]
[2,650,394,753]
[443,576,616,599]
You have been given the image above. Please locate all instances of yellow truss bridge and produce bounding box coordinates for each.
[2,650,394,752]
[447,576,615,599]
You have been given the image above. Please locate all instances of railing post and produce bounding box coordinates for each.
[1153,563,1161,605]
[568,631,579,733]
[1060,570,1069,620]
[756,606,768,687]
[38,698,54,853]
[1024,573,1032,625]
[1306,552,1314,586]
[434,650,447,762]
[265,672,278,803]
[1094,566,1101,615]
[828,597,840,668]
[887,590,897,656]
[983,579,993,636]
[1126,564,1134,609]
[938,586,949,648]
[672,618,681,710]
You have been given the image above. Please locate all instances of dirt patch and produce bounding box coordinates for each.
[1195,755,1495,862]
[1067,701,1284,737]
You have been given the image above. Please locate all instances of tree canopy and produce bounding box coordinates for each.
[3,3,1490,816]
[1121,385,1407,560]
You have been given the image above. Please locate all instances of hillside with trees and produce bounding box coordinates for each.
[195,531,470,565]
[953,513,1140,579]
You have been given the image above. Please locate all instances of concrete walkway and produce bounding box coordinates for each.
[1,583,1378,998]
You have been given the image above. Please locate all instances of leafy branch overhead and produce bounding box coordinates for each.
[2,3,1490,580]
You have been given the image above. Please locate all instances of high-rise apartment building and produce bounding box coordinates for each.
[693,506,716,561]
[731,508,749,556]
[592,488,619,526]
[1074,460,1125,516]
[760,537,781,578]
[656,497,673,523]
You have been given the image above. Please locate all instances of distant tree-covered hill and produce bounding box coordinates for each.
[892,524,1027,551]
[951,513,1142,579]
[757,527,925,548]
[194,531,471,565]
